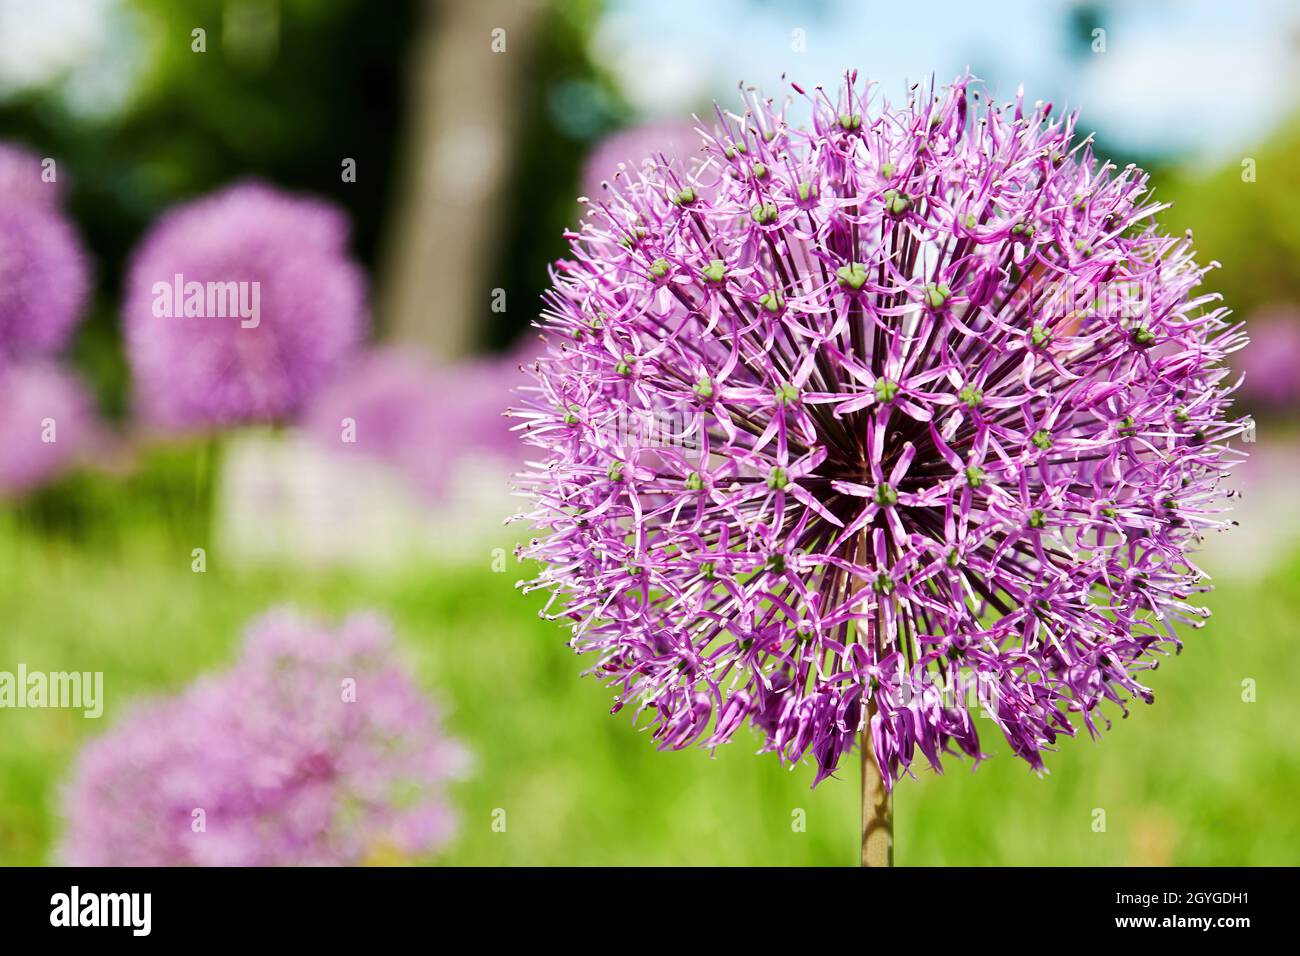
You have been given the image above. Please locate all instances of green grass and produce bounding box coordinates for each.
[1,448,1297,866]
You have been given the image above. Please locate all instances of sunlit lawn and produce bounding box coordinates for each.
[1,447,1296,866]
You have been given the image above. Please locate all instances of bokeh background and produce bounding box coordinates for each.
[1,0,1297,865]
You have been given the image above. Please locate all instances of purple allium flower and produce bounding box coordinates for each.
[0,360,98,496]
[1237,306,1300,412]
[513,74,1247,789]
[61,608,468,866]
[0,142,64,207]
[306,344,529,500]
[0,143,90,361]
[582,120,707,202]
[123,181,367,431]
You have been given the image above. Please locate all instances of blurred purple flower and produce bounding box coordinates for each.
[0,143,90,361]
[62,608,469,866]
[0,360,98,496]
[513,73,1247,788]
[1238,306,1300,411]
[582,120,708,202]
[306,344,528,500]
[123,181,367,431]
[0,142,64,207]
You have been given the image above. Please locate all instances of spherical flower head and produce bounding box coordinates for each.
[123,181,367,431]
[0,143,90,362]
[513,73,1247,789]
[306,343,530,500]
[1237,306,1300,412]
[0,360,98,496]
[61,608,469,866]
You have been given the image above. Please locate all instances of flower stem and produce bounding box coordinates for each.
[861,698,893,867]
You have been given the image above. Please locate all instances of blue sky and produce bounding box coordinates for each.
[594,0,1299,167]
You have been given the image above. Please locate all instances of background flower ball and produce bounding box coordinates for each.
[61,608,469,866]
[582,120,706,202]
[306,342,532,501]
[123,181,367,431]
[0,142,64,209]
[0,144,90,361]
[1237,305,1300,412]
[0,361,98,496]
[514,73,1246,788]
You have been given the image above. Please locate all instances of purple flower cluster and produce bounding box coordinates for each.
[0,142,90,361]
[513,74,1246,788]
[0,143,97,494]
[1237,306,1300,412]
[306,343,532,500]
[0,141,66,207]
[62,608,468,866]
[123,181,367,431]
[0,361,98,496]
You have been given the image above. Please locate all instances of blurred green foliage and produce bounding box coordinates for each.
[1157,117,1300,320]
[486,0,627,350]
[2,0,420,284]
